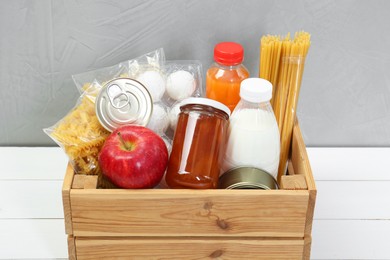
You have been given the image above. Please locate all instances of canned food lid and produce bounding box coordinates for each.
[180,97,231,117]
[219,167,278,190]
[96,78,153,132]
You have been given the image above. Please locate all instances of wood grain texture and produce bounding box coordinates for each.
[291,123,316,191]
[303,235,312,260]
[75,238,305,260]
[70,189,309,237]
[287,160,296,175]
[72,175,87,189]
[62,163,74,235]
[280,175,308,190]
[72,175,98,189]
[291,123,317,242]
[83,176,98,189]
[67,236,76,260]
[305,190,316,237]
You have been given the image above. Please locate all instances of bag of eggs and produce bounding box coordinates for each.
[133,60,203,104]
[138,60,203,140]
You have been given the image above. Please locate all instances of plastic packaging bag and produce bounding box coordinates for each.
[136,60,203,140]
[163,60,203,104]
[73,48,165,93]
[259,32,311,182]
[161,61,203,139]
[44,49,166,175]
[43,83,110,175]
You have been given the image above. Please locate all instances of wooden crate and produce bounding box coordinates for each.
[62,123,316,260]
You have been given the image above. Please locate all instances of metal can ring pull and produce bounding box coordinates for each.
[107,84,130,109]
[95,78,153,132]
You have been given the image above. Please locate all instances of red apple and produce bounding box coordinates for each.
[99,125,168,188]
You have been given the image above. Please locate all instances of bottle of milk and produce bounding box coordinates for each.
[223,78,280,179]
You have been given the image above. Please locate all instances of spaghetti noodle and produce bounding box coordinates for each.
[259,31,311,183]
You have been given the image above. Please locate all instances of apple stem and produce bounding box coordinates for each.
[117,132,131,151]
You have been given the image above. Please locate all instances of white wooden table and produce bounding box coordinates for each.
[0,147,389,259]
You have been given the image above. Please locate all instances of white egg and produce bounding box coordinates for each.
[168,102,182,130]
[136,70,166,102]
[162,136,172,154]
[147,104,169,134]
[166,70,196,101]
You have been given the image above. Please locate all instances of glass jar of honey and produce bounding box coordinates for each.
[165,98,230,189]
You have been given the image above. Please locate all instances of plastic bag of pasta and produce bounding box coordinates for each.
[43,83,110,175]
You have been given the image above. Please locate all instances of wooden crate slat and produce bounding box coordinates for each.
[280,175,308,190]
[303,235,312,260]
[67,235,77,260]
[75,238,305,260]
[291,123,317,241]
[62,164,74,235]
[70,189,308,237]
[291,123,316,191]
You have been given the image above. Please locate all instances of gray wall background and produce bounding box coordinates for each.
[1,0,389,147]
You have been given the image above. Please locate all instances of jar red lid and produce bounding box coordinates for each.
[214,42,244,66]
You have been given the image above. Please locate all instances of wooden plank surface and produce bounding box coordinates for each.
[307,147,390,181]
[291,123,317,241]
[75,238,305,260]
[63,164,74,235]
[280,175,308,190]
[305,190,316,238]
[0,219,68,259]
[312,219,390,260]
[291,123,316,191]
[0,147,68,180]
[0,180,63,219]
[315,181,390,219]
[68,236,76,260]
[303,235,312,260]
[72,174,98,189]
[70,189,309,237]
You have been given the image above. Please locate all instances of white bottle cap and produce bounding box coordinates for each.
[240,78,273,103]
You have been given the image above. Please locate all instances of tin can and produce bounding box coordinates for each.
[95,78,153,132]
[219,167,278,190]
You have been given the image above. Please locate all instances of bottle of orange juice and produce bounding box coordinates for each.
[206,42,249,112]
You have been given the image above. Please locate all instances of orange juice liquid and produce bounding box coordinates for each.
[206,65,249,112]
